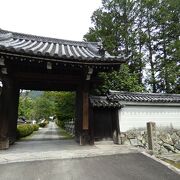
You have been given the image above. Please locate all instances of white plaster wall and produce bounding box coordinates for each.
[119,106,180,132]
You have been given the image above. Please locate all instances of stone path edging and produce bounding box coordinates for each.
[0,145,140,164]
[141,151,180,175]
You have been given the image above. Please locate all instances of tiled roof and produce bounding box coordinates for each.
[90,91,180,107]
[108,90,180,103]
[0,29,125,65]
[90,96,122,108]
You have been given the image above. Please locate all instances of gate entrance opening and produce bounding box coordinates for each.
[18,90,76,141]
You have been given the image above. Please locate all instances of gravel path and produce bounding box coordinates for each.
[24,121,66,141]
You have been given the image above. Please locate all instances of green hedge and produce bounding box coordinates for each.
[17,124,34,138]
[38,120,49,128]
[32,124,39,131]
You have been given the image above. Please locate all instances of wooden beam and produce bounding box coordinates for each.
[19,82,78,91]
[13,72,82,82]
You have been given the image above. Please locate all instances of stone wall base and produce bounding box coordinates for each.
[119,127,180,154]
[80,131,92,145]
[9,137,16,145]
[113,130,120,144]
[0,138,9,150]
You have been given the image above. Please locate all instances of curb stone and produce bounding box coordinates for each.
[0,146,141,165]
[141,151,180,175]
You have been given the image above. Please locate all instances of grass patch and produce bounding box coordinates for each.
[19,130,39,141]
[162,159,180,169]
[57,127,73,139]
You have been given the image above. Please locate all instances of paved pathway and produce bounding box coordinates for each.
[26,121,63,140]
[0,153,179,180]
[0,122,141,164]
[0,122,179,179]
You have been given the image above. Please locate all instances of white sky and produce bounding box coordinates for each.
[0,0,102,41]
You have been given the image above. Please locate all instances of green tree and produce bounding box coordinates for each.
[18,91,75,124]
[84,0,180,93]
[139,0,159,92]
[54,92,75,122]
[34,92,56,120]
[96,64,144,94]
[18,96,35,119]
[84,0,144,92]
[154,0,180,93]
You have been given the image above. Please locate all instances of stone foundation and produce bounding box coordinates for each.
[64,121,75,135]
[119,127,180,154]
[80,131,91,145]
[0,138,9,150]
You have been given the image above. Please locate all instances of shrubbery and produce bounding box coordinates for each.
[17,124,34,138]
[38,122,46,127]
[17,124,40,138]
[38,120,49,128]
[32,124,39,131]
[56,120,65,129]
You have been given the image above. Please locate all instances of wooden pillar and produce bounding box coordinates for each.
[0,77,12,149]
[89,102,94,145]
[112,109,120,144]
[0,76,19,149]
[75,88,83,142]
[80,81,89,145]
[82,91,89,130]
[75,81,93,145]
[8,86,19,145]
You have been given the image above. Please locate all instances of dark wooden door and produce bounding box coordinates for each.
[94,109,114,140]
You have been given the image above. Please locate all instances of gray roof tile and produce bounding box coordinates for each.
[90,96,122,108]
[90,91,180,107]
[0,29,125,65]
[108,91,180,103]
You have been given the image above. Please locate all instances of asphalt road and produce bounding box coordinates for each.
[0,153,179,180]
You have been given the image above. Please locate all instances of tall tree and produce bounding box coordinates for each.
[84,0,144,92]
[155,0,180,93]
[84,0,180,93]
[140,0,159,92]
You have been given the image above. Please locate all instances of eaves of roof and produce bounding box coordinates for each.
[108,90,180,104]
[0,29,126,66]
[90,91,180,108]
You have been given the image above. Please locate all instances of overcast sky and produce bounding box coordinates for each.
[0,0,102,41]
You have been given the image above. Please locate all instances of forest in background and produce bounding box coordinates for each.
[18,91,75,123]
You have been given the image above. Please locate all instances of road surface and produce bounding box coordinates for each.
[0,153,179,180]
[0,122,179,179]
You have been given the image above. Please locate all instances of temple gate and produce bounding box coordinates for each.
[0,29,125,149]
